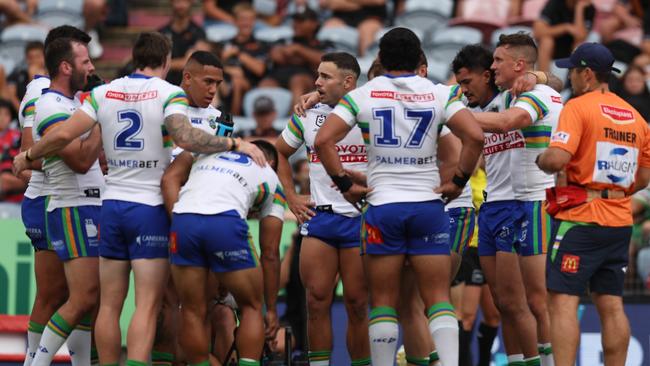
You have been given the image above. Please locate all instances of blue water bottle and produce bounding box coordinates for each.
[215,111,234,137]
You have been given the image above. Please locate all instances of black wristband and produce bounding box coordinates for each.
[330,174,353,193]
[452,173,470,188]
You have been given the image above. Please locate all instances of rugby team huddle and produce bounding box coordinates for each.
[11,20,650,366]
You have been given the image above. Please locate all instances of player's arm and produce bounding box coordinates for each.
[161,151,194,217]
[275,136,315,223]
[314,114,352,177]
[473,107,532,134]
[510,71,565,95]
[19,128,42,172]
[14,110,96,174]
[164,113,266,165]
[56,123,103,174]
[437,131,462,184]
[535,147,572,174]
[259,214,283,341]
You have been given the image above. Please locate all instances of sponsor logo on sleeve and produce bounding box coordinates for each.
[551,131,570,144]
[551,95,563,104]
[600,104,635,125]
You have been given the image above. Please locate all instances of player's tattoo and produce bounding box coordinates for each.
[546,72,564,93]
[164,113,231,153]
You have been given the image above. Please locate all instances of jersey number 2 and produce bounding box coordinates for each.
[373,108,435,148]
[115,110,144,150]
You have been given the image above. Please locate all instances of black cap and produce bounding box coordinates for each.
[292,7,318,21]
[554,43,621,73]
[253,96,276,115]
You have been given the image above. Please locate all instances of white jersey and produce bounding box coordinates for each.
[173,151,286,221]
[439,123,473,209]
[473,91,521,202]
[281,103,367,217]
[506,85,563,201]
[34,89,104,210]
[79,74,189,206]
[171,104,222,160]
[332,74,466,205]
[18,75,50,199]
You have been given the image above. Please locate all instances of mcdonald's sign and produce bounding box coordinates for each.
[561,254,580,273]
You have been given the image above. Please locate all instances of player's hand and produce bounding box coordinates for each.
[434,181,463,203]
[343,169,367,186]
[287,193,315,224]
[293,91,320,117]
[236,138,267,167]
[12,151,29,176]
[264,309,280,341]
[510,72,537,96]
[342,183,371,211]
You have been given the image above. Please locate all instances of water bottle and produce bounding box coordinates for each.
[215,111,234,137]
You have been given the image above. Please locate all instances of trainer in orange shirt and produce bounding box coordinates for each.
[536,43,650,366]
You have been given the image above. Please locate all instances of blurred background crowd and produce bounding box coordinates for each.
[0,0,649,299]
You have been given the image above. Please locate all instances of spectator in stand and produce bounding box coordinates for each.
[203,0,242,25]
[320,0,387,56]
[533,0,596,72]
[612,65,650,121]
[0,98,25,202]
[220,3,269,115]
[7,41,45,105]
[599,0,647,44]
[235,96,281,142]
[159,0,207,85]
[260,8,334,107]
[0,0,35,25]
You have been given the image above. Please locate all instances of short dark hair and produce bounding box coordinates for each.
[452,44,498,92]
[495,32,538,65]
[187,50,223,69]
[378,27,421,72]
[44,25,91,49]
[321,52,360,78]
[0,98,17,121]
[418,51,428,68]
[251,139,279,171]
[575,67,611,83]
[132,32,171,70]
[45,37,76,79]
[367,59,385,79]
[25,41,44,55]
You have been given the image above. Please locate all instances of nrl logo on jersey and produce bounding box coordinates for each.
[208,116,217,129]
[315,114,326,127]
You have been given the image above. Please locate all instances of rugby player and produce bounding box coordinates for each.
[18,25,98,366]
[314,27,484,366]
[14,32,266,365]
[275,52,370,366]
[161,140,285,366]
[29,36,103,366]
[473,33,563,366]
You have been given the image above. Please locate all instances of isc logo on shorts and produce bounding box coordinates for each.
[561,254,580,273]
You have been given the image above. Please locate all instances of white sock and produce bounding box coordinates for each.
[538,343,554,366]
[507,354,525,365]
[32,327,69,366]
[427,303,459,366]
[368,307,399,366]
[67,328,91,366]
[23,322,45,366]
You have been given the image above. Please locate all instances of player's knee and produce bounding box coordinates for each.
[306,290,332,312]
[461,311,477,329]
[343,295,368,322]
[495,295,527,316]
[526,296,548,318]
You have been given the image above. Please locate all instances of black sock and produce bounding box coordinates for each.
[477,322,498,366]
[459,321,473,366]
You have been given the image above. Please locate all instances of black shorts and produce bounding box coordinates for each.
[546,220,631,296]
[454,247,485,286]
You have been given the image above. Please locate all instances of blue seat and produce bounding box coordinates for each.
[243,87,293,118]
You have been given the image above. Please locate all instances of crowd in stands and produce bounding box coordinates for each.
[1,0,650,291]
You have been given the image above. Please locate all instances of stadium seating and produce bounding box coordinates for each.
[427,26,483,65]
[242,87,293,118]
[0,24,49,67]
[316,26,359,56]
[449,0,510,43]
[253,25,293,43]
[205,23,238,44]
[35,0,84,28]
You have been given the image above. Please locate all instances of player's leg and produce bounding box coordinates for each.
[477,284,500,366]
[338,218,370,366]
[127,258,169,362]
[299,236,338,365]
[460,280,481,366]
[547,292,579,365]
[95,257,130,364]
[152,279,180,366]
[171,265,209,363]
[33,206,100,366]
[218,266,265,365]
[592,294,630,365]
[398,266,433,366]
[518,201,552,365]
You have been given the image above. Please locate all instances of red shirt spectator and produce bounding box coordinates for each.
[0,98,25,202]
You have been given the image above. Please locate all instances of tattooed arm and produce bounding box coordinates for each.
[164,113,266,166]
